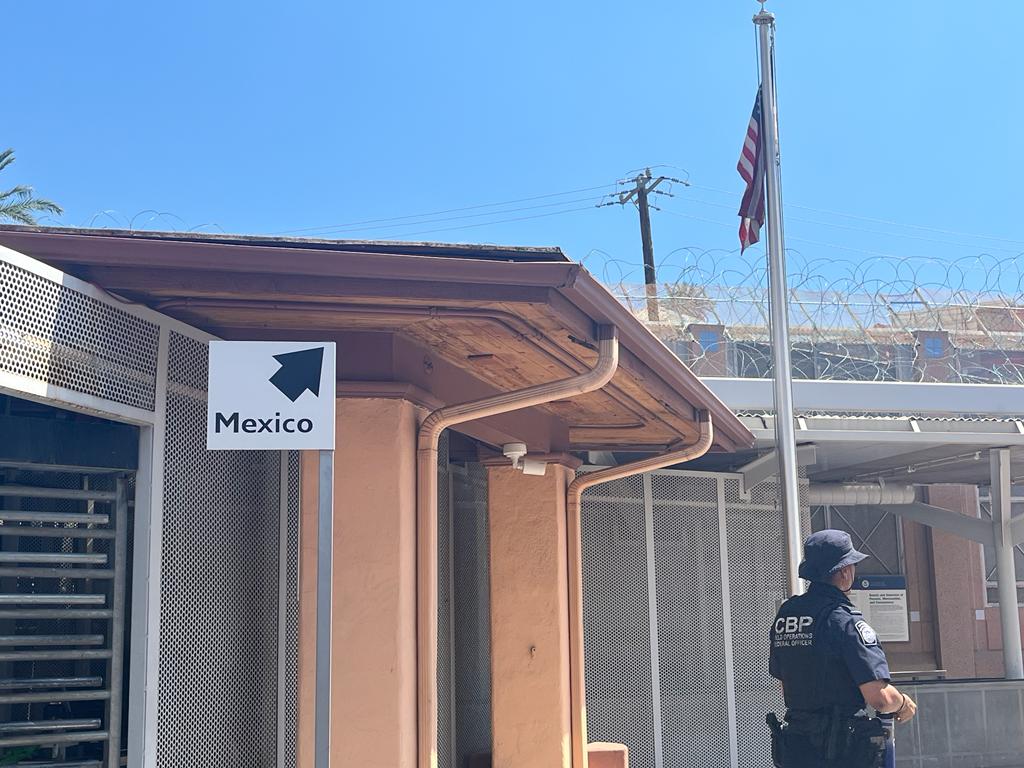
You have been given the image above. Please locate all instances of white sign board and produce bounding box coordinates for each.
[206,341,336,450]
[849,575,910,643]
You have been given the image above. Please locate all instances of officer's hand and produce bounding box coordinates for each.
[895,694,917,724]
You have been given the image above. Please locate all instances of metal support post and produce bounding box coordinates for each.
[105,477,128,768]
[315,450,335,766]
[991,448,1023,679]
[755,9,804,595]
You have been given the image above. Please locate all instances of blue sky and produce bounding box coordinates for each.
[8,1,1022,290]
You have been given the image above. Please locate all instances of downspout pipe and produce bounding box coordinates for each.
[416,325,619,768]
[566,411,715,768]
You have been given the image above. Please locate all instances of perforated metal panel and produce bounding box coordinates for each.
[581,474,656,768]
[283,452,301,768]
[722,477,787,768]
[651,474,731,768]
[0,260,160,409]
[157,331,282,768]
[582,469,810,768]
[452,461,492,766]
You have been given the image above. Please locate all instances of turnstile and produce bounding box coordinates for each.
[0,468,129,767]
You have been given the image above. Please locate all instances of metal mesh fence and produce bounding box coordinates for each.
[452,461,492,767]
[283,452,301,768]
[722,477,787,768]
[581,474,656,768]
[0,260,160,409]
[581,470,807,768]
[651,474,731,768]
[437,432,453,768]
[157,331,283,768]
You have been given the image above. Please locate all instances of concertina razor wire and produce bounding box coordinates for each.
[586,249,1024,385]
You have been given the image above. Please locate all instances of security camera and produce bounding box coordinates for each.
[522,458,547,476]
[502,443,528,470]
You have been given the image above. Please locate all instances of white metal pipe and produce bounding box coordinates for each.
[566,412,714,768]
[754,9,803,596]
[807,484,917,506]
[416,326,619,768]
[991,448,1024,679]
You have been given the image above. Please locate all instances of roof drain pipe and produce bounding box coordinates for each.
[566,411,715,768]
[416,325,619,768]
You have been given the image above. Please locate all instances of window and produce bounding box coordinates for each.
[698,330,720,353]
[922,336,945,359]
[979,488,1024,605]
[810,505,904,576]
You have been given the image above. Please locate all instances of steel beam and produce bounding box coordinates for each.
[876,503,994,546]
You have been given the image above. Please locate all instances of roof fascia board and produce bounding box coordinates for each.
[705,377,1024,418]
[0,225,568,261]
[0,230,581,286]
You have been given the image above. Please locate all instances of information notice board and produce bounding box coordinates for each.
[848,575,909,643]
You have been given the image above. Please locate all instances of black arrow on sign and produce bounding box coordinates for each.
[269,347,324,402]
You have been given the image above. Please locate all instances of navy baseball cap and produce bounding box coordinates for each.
[798,529,868,582]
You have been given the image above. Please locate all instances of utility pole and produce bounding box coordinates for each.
[604,168,688,322]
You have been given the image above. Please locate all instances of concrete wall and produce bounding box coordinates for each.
[895,680,1024,768]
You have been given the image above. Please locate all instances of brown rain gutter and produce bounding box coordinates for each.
[415,325,618,768]
[565,411,714,768]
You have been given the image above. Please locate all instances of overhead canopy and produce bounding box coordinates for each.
[739,413,1024,486]
[0,226,752,455]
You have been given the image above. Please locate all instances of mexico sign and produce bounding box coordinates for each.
[206,341,336,450]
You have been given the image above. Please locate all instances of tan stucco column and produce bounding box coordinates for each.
[299,398,421,768]
[488,460,578,768]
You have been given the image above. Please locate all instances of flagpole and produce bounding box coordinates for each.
[754,8,804,596]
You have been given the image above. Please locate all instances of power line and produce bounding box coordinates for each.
[676,196,1024,254]
[377,204,599,239]
[688,182,1024,246]
[270,195,607,238]
[660,208,948,261]
[269,182,617,236]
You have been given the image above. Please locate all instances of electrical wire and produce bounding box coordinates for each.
[688,182,1024,246]
[269,195,608,238]
[675,196,1024,254]
[375,204,598,239]
[269,183,617,236]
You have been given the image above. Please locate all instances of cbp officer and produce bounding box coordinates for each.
[767,530,917,767]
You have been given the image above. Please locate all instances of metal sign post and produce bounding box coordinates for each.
[207,341,336,767]
[315,447,334,768]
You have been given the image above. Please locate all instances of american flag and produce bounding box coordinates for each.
[737,87,765,253]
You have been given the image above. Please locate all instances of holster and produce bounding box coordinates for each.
[766,713,787,768]
[771,709,886,768]
[847,716,886,768]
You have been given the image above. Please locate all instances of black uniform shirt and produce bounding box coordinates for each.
[769,581,890,711]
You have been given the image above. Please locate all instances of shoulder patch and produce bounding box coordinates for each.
[855,620,878,646]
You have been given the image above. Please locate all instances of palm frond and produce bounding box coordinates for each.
[0,150,63,225]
